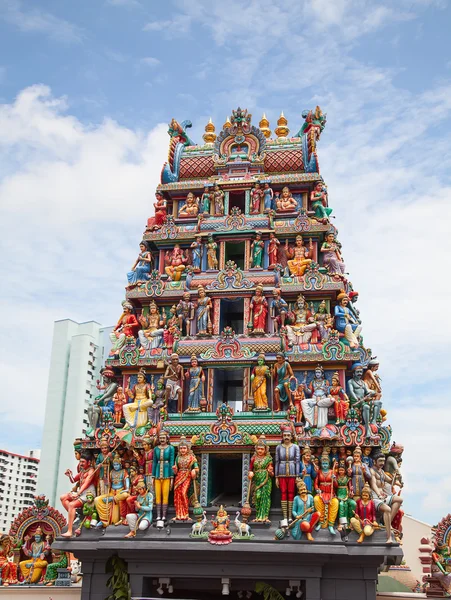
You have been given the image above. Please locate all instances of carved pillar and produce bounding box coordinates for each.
[159,249,165,274]
[173,199,179,218]
[244,239,251,270]
[243,367,250,412]
[302,191,309,211]
[219,240,225,270]
[244,297,251,331]
[224,191,230,216]
[241,453,250,506]
[208,369,215,412]
[213,298,221,335]
[200,453,209,506]
[245,189,251,214]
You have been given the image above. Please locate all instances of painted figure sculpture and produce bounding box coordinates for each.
[248,436,273,522]
[275,426,300,521]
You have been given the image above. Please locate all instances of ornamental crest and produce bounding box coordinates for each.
[206,260,254,290]
[200,326,256,360]
[214,107,266,165]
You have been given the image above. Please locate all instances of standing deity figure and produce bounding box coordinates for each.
[347,364,380,439]
[349,483,378,543]
[0,534,18,585]
[370,451,404,544]
[286,293,318,347]
[291,479,320,542]
[206,234,218,270]
[329,372,349,425]
[263,182,274,212]
[172,436,199,521]
[140,435,154,490]
[313,452,338,534]
[200,186,211,215]
[87,367,118,436]
[334,291,362,348]
[190,235,203,272]
[179,191,199,218]
[96,437,112,496]
[195,286,212,335]
[148,380,166,427]
[124,464,145,517]
[164,244,188,281]
[109,301,139,357]
[310,182,332,223]
[113,386,127,425]
[185,355,205,412]
[270,288,288,333]
[314,300,333,342]
[250,182,264,214]
[152,429,175,522]
[213,183,225,216]
[336,460,356,532]
[347,447,370,499]
[127,241,153,286]
[138,301,165,355]
[272,352,294,411]
[286,236,313,278]
[123,368,153,433]
[164,353,183,414]
[176,292,194,336]
[249,285,268,334]
[251,354,271,411]
[163,304,179,354]
[363,358,382,400]
[124,480,153,538]
[300,446,317,493]
[348,290,361,323]
[276,186,298,212]
[248,435,274,522]
[61,451,96,537]
[321,232,345,277]
[293,378,306,423]
[146,191,167,232]
[250,232,265,268]
[301,366,334,430]
[94,453,130,528]
[19,527,50,584]
[268,232,280,269]
[275,426,301,521]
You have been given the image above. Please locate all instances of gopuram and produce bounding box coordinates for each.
[53,107,404,600]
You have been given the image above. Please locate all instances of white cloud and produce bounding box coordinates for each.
[140,57,161,68]
[142,14,192,36]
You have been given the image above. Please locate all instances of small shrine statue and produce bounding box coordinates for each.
[94,453,130,528]
[286,293,318,347]
[329,371,349,425]
[250,182,264,214]
[272,352,294,411]
[248,435,273,522]
[179,191,199,218]
[165,243,188,282]
[336,460,356,533]
[176,292,194,336]
[19,527,51,584]
[61,451,96,537]
[124,480,153,538]
[249,285,268,334]
[109,301,139,357]
[301,366,333,431]
[270,288,288,333]
[185,355,205,412]
[286,235,313,278]
[310,182,332,223]
[293,379,306,423]
[146,191,167,232]
[96,437,112,496]
[363,358,382,400]
[263,182,274,212]
[349,483,378,543]
[275,425,300,521]
[172,436,199,521]
[206,234,218,270]
[321,232,345,277]
[164,353,183,414]
[347,447,369,500]
[190,235,203,272]
[0,534,18,585]
[314,300,333,342]
[268,232,280,269]
[370,451,404,544]
[276,186,298,212]
[127,241,153,287]
[208,506,233,545]
[195,285,212,335]
[138,301,165,355]
[291,479,320,542]
[148,379,166,427]
[140,435,154,490]
[347,364,380,439]
[250,232,265,269]
[334,291,362,348]
[123,368,153,434]
[200,186,211,215]
[87,367,118,436]
[300,446,317,494]
[113,386,127,425]
[213,183,225,216]
[78,491,98,532]
[250,354,271,411]
[163,304,179,354]
[313,452,338,534]
[151,429,175,522]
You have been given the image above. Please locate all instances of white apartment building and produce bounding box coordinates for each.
[37,319,112,510]
[0,449,41,532]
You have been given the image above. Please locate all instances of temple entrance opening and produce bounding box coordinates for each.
[219,298,244,333]
[213,367,244,411]
[208,453,243,507]
[229,190,246,214]
[224,240,245,269]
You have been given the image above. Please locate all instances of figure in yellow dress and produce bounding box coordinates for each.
[94,454,130,527]
[19,527,50,584]
[286,235,313,277]
[123,368,153,435]
[250,354,270,411]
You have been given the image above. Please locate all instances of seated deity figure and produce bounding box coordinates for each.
[87,367,118,437]
[61,451,96,537]
[95,453,130,528]
[164,244,188,281]
[276,186,298,212]
[146,191,167,232]
[19,527,51,584]
[310,182,332,223]
[301,366,334,430]
[321,232,345,277]
[314,300,333,342]
[138,301,166,355]
[109,301,139,357]
[347,364,381,439]
[179,192,199,218]
[127,241,153,287]
[286,293,318,347]
[334,291,362,348]
[123,368,153,433]
[349,483,378,543]
[363,358,382,401]
[370,451,403,544]
[285,236,313,278]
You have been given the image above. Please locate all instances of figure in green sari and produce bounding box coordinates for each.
[248,436,274,522]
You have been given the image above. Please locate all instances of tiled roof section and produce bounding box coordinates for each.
[179,155,215,179]
[264,148,304,174]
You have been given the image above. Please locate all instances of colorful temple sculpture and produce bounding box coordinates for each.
[418,514,451,597]
[50,107,404,600]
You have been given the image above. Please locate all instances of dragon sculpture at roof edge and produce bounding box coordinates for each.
[161,118,196,184]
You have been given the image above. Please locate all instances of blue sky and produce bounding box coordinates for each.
[0,0,450,525]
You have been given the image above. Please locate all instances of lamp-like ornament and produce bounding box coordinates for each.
[275,111,289,138]
[223,115,232,130]
[203,117,216,143]
[259,113,271,138]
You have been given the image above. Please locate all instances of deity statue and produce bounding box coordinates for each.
[336,460,356,533]
[334,291,362,348]
[0,534,18,585]
[109,301,139,357]
[370,451,404,544]
[347,447,370,499]
[206,234,218,270]
[113,386,127,425]
[165,244,188,281]
[213,183,225,216]
[163,304,179,354]
[250,354,271,411]
[292,378,306,423]
[272,352,294,411]
[138,301,165,355]
[263,182,274,212]
[300,446,317,494]
[77,491,98,532]
[146,191,167,232]
[313,452,338,534]
[362,446,374,470]
[347,364,380,439]
[185,355,205,412]
[87,367,118,436]
[127,241,153,287]
[310,182,332,223]
[61,451,96,537]
[301,366,334,430]
[250,233,265,268]
[276,186,298,212]
[179,191,199,218]
[249,285,268,334]
[291,479,320,542]
[268,232,280,269]
[329,371,349,425]
[172,436,199,521]
[321,232,345,277]
[275,426,300,520]
[164,353,183,414]
[151,429,175,522]
[270,288,288,333]
[250,182,264,214]
[94,453,130,528]
[195,286,212,335]
[19,527,51,584]
[286,293,318,347]
[140,435,154,490]
[148,380,166,427]
[123,368,153,434]
[190,235,203,272]
[200,186,211,215]
[349,483,378,543]
[208,506,232,545]
[124,480,153,538]
[95,437,112,496]
[286,235,313,278]
[314,300,333,342]
[176,292,194,336]
[248,436,273,522]
[363,358,382,400]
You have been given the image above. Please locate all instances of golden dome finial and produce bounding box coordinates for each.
[203,117,216,144]
[259,113,271,138]
[223,115,232,130]
[275,111,289,138]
